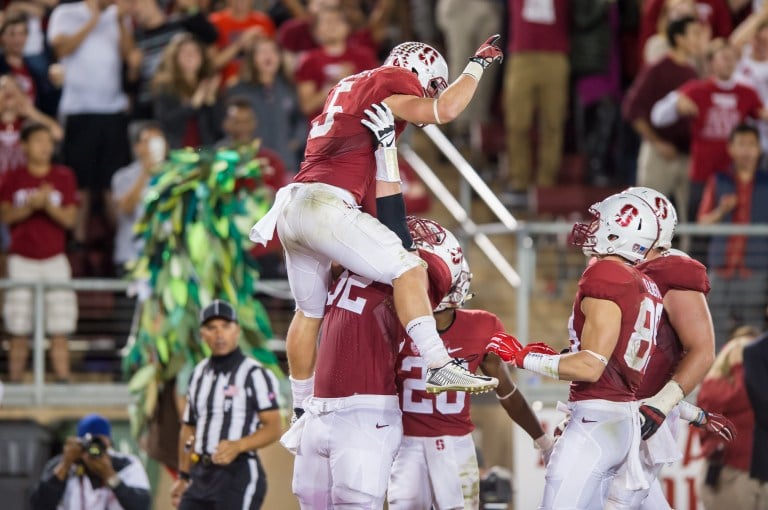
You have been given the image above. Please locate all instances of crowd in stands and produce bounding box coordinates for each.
[0,0,767,376]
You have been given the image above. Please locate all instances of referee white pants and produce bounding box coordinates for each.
[388,433,479,510]
[292,394,402,509]
[541,400,645,510]
[275,183,423,318]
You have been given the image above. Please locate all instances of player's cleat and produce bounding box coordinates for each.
[425,359,498,394]
[290,407,305,425]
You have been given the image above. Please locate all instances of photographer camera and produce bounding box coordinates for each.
[30,414,151,510]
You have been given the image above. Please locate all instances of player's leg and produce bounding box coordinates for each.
[540,405,633,510]
[282,183,496,393]
[424,434,479,510]
[292,412,333,509]
[388,437,433,510]
[329,398,403,508]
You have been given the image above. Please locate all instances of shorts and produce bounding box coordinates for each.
[62,113,131,192]
[4,254,78,335]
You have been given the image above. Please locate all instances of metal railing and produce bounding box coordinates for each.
[1,278,292,407]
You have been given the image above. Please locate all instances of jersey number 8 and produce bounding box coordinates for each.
[624,296,663,373]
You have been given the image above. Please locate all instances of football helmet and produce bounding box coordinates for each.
[623,187,678,250]
[571,193,660,264]
[407,216,463,286]
[384,42,449,99]
[435,258,473,312]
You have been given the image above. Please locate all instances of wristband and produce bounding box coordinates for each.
[462,61,484,82]
[432,99,442,125]
[179,471,191,482]
[374,147,400,182]
[582,349,608,365]
[646,380,685,415]
[495,385,518,400]
[522,353,561,380]
[677,400,706,425]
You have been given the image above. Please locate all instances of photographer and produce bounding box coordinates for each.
[30,414,151,510]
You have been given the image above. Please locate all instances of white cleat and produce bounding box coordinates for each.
[425,359,498,394]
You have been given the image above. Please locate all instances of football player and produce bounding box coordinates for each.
[250,37,504,415]
[489,193,664,509]
[388,248,555,510]
[605,187,733,509]
[285,217,465,509]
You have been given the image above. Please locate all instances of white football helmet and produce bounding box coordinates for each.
[407,216,463,287]
[384,42,449,99]
[435,258,473,312]
[571,193,660,264]
[623,187,678,250]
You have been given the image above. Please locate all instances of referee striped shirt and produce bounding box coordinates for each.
[183,356,280,455]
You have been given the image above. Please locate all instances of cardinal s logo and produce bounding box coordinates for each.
[654,197,668,219]
[615,205,639,227]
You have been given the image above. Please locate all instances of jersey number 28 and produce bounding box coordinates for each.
[400,356,465,415]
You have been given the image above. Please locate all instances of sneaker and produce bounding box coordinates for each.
[425,359,498,394]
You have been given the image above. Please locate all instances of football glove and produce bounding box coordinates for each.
[361,102,396,148]
[690,409,737,442]
[470,34,504,68]
[487,332,558,367]
[639,404,666,440]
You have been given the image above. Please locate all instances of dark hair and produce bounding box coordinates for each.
[225,95,255,112]
[20,122,51,142]
[666,16,697,49]
[729,123,760,143]
[130,120,164,144]
[0,13,28,37]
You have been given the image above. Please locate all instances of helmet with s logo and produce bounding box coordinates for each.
[384,42,449,99]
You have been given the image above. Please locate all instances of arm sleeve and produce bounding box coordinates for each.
[376,193,414,250]
[111,456,151,510]
[29,457,67,510]
[251,367,281,412]
[650,91,681,127]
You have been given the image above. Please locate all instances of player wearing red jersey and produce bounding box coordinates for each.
[388,257,553,510]
[250,37,504,412]
[606,187,734,510]
[284,218,461,509]
[490,193,664,509]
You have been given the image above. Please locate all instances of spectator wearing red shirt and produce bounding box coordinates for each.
[697,124,768,346]
[640,0,733,57]
[623,16,705,224]
[697,326,762,510]
[502,0,569,202]
[0,123,78,383]
[294,6,378,121]
[277,0,382,76]
[652,39,768,221]
[210,0,276,85]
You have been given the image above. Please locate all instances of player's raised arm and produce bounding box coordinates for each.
[384,35,503,126]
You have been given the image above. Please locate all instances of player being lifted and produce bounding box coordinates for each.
[286,217,465,509]
[250,37,504,416]
[489,193,664,509]
[388,237,554,510]
[605,187,735,509]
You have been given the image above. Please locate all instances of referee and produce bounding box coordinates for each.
[172,299,282,509]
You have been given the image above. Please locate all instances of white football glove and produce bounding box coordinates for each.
[361,102,396,148]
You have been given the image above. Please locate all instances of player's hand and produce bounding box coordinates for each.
[487,333,557,367]
[212,439,241,465]
[361,103,396,148]
[691,409,737,442]
[639,404,666,440]
[470,34,503,68]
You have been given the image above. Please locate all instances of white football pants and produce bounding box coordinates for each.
[388,433,479,510]
[276,183,423,317]
[292,394,402,509]
[541,400,645,510]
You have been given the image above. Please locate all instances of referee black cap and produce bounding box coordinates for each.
[199,299,238,326]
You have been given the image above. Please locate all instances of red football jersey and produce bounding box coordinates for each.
[568,259,664,402]
[314,249,452,398]
[397,309,504,437]
[680,79,762,183]
[635,251,710,399]
[294,66,423,204]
